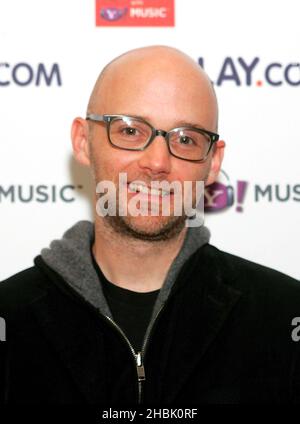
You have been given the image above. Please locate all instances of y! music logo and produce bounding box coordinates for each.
[204,171,300,212]
[95,0,175,27]
[204,170,248,212]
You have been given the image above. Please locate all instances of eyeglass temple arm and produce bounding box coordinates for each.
[86,114,106,122]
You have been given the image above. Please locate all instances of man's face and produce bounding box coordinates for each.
[87,54,220,241]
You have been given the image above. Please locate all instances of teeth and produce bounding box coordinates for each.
[128,183,170,196]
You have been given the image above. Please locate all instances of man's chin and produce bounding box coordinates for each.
[105,214,186,242]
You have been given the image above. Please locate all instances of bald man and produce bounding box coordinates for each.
[1,46,300,405]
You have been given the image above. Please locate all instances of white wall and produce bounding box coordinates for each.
[0,0,299,280]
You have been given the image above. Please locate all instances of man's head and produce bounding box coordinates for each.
[71,45,225,241]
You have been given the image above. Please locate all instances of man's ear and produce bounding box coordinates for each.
[205,140,226,186]
[71,117,91,166]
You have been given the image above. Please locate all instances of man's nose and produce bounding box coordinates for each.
[137,134,172,175]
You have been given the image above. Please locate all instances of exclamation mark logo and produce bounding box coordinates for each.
[236,181,248,212]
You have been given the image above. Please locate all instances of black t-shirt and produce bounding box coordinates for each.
[92,255,160,352]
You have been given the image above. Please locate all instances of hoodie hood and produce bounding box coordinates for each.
[41,220,211,325]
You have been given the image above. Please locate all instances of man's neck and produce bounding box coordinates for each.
[92,218,188,293]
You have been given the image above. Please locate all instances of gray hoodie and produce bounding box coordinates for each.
[41,220,210,347]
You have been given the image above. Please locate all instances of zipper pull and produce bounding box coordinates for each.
[136,351,145,382]
[136,352,145,404]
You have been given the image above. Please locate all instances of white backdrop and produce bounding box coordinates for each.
[0,0,299,281]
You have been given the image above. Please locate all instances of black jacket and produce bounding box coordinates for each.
[1,243,300,404]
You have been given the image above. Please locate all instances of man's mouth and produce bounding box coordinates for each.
[127,182,173,197]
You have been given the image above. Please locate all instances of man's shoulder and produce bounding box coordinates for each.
[214,245,297,279]
[204,243,300,301]
[0,260,49,313]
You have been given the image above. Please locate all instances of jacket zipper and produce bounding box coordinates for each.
[104,303,165,404]
[103,315,144,403]
[38,258,170,404]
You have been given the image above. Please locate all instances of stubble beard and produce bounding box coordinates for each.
[103,179,193,241]
[96,183,189,242]
[104,212,187,242]
[92,165,199,242]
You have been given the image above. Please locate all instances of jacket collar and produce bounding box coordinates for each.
[40,220,211,321]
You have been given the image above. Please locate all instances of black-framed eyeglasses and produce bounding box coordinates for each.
[86,114,219,162]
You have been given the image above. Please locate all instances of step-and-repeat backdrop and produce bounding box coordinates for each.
[0,0,299,280]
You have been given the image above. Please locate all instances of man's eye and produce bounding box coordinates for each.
[122,127,138,136]
[179,136,194,145]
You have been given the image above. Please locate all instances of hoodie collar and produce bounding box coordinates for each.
[40,220,211,319]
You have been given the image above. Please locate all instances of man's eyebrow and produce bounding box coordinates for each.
[172,120,206,130]
[122,113,207,130]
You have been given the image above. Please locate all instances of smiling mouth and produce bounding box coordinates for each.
[127,182,174,197]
